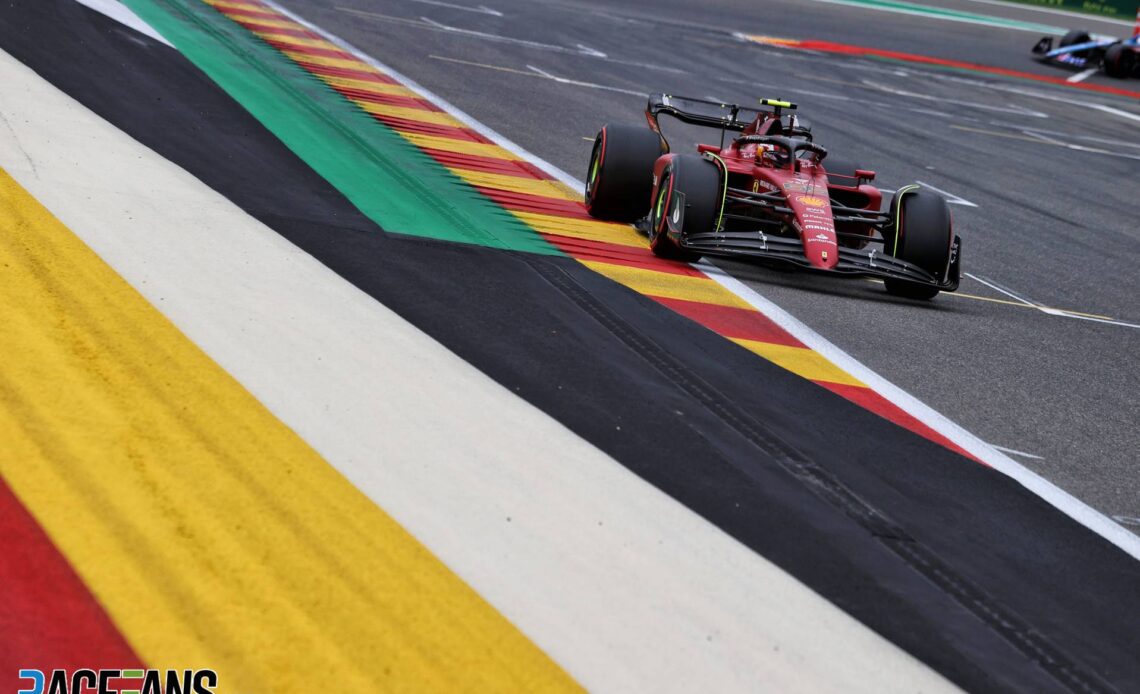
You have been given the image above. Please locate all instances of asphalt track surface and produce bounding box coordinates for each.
[4,1,1140,691]
[271,0,1140,533]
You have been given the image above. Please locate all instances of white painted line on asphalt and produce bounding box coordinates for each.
[523,64,644,96]
[934,73,1140,124]
[1016,125,1140,151]
[1020,128,1140,161]
[967,273,1140,329]
[72,0,172,46]
[260,0,1140,565]
[952,124,1140,162]
[575,43,606,58]
[403,0,502,16]
[1,44,957,694]
[1091,103,1140,124]
[1066,67,1099,83]
[1115,516,1140,527]
[699,265,1140,561]
[715,74,855,102]
[861,78,1049,117]
[965,272,1042,307]
[414,15,685,73]
[915,180,978,208]
[990,444,1044,460]
[419,16,577,53]
[872,184,975,207]
[1039,310,1140,330]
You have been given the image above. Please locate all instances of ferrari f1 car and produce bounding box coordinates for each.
[1031,29,1140,78]
[584,94,961,299]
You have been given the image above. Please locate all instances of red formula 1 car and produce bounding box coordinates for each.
[585,94,961,299]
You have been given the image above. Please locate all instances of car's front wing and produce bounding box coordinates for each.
[681,230,962,291]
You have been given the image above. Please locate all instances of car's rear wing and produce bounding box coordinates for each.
[645,94,764,132]
[645,93,798,147]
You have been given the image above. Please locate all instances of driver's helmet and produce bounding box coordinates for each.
[758,143,789,168]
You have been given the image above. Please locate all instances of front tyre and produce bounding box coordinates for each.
[883,186,953,300]
[1059,29,1091,47]
[585,124,666,222]
[648,155,720,262]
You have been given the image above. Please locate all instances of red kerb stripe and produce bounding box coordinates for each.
[0,479,143,687]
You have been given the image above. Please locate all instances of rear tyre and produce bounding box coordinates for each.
[1103,44,1136,78]
[1059,29,1091,47]
[882,187,953,300]
[648,155,720,262]
[585,124,666,222]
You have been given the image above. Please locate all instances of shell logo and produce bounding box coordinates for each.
[797,195,827,207]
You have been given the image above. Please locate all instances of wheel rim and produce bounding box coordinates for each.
[651,174,670,242]
[585,141,601,202]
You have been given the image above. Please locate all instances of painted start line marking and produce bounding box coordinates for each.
[260,0,1140,562]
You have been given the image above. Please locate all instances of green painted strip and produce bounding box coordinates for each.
[120,0,560,255]
[808,0,1067,33]
[121,670,145,678]
[1005,0,1137,18]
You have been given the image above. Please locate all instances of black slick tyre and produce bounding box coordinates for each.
[648,155,720,262]
[1104,44,1135,78]
[1060,29,1091,47]
[883,186,953,300]
[585,124,666,222]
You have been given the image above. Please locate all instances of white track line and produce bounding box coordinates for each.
[991,444,1044,460]
[261,1,1140,563]
[356,12,687,73]
[967,272,1140,329]
[915,180,978,208]
[404,0,501,16]
[72,0,172,46]
[1067,67,1100,83]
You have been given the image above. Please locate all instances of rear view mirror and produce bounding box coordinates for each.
[855,169,876,182]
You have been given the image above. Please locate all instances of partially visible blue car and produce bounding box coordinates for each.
[1032,29,1140,79]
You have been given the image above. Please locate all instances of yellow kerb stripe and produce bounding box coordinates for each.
[205,0,267,11]
[582,261,754,310]
[251,32,343,53]
[282,50,377,71]
[731,338,865,387]
[450,168,581,200]
[512,211,646,248]
[0,169,578,693]
[356,100,461,126]
[398,131,518,159]
[321,75,414,97]
[223,15,301,30]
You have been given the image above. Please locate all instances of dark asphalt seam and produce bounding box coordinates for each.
[527,255,1115,694]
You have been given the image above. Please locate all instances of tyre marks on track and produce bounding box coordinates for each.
[203,0,976,458]
[0,113,575,694]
